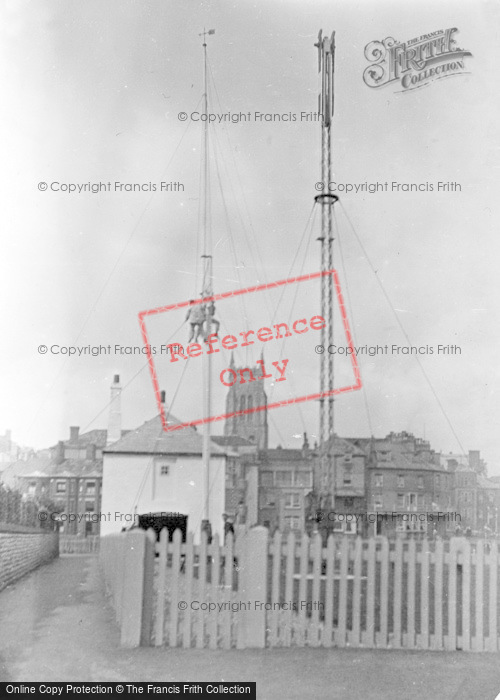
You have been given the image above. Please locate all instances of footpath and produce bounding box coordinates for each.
[0,554,499,699]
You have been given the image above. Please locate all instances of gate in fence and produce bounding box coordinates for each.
[100,527,500,651]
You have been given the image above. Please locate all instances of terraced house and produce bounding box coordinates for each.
[366,431,453,537]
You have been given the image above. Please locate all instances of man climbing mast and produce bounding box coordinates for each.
[186,300,206,343]
[204,300,220,339]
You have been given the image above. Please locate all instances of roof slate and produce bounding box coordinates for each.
[4,457,103,480]
[103,415,231,456]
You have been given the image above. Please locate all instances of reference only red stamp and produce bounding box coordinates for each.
[138,269,361,432]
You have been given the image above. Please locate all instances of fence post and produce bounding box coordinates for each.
[120,529,155,648]
[238,525,268,648]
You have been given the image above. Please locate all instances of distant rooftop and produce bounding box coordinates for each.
[104,414,233,456]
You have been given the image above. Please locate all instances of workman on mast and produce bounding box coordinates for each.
[204,300,220,340]
[186,300,206,343]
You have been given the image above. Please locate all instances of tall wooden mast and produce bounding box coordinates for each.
[314,30,338,512]
[200,29,215,538]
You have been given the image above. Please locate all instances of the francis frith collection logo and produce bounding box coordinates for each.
[363,28,472,91]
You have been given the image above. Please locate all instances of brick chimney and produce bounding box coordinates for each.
[69,426,79,442]
[107,374,122,446]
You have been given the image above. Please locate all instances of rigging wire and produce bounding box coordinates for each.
[203,53,324,445]
[128,357,192,512]
[334,207,374,437]
[206,56,273,304]
[81,320,186,433]
[338,201,465,453]
[265,203,319,433]
[270,202,317,325]
[210,132,250,334]
[28,97,203,434]
[269,412,285,447]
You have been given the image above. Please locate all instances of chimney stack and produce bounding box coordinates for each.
[69,426,79,442]
[107,374,122,446]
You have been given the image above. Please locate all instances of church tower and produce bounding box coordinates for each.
[224,353,269,450]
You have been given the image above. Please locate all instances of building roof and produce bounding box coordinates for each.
[212,436,255,447]
[260,448,313,463]
[1,455,54,486]
[477,475,500,490]
[369,440,444,472]
[325,436,367,457]
[23,461,102,479]
[103,414,232,456]
[50,428,130,450]
[7,457,102,480]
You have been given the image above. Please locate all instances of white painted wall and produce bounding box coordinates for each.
[101,452,226,542]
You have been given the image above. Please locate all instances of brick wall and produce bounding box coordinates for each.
[0,532,59,591]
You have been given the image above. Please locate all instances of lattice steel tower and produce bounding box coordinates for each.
[314,30,339,511]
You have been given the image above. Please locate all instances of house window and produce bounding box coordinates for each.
[86,481,96,495]
[406,493,417,511]
[275,471,293,487]
[284,515,301,530]
[85,501,94,512]
[435,475,441,488]
[159,465,170,476]
[374,497,383,509]
[294,471,312,487]
[56,481,66,493]
[397,475,404,488]
[417,476,424,489]
[374,474,383,488]
[284,493,301,509]
[396,493,405,509]
[260,472,273,487]
[343,465,353,486]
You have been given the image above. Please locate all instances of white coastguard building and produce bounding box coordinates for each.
[101,409,232,543]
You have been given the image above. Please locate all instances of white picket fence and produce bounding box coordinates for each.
[100,527,500,651]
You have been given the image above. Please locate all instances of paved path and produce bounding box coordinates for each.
[0,554,500,699]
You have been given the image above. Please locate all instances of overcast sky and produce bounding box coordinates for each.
[1,0,499,474]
